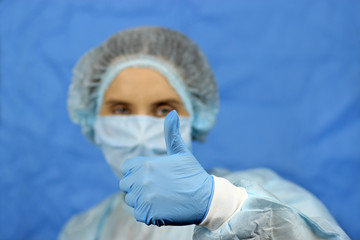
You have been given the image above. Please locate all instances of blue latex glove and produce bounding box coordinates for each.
[119,110,214,226]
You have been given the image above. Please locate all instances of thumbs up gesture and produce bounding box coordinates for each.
[119,110,214,226]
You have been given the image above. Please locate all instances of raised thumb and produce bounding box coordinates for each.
[164,110,190,155]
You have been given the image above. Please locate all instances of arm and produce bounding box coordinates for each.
[194,169,350,240]
[119,111,349,239]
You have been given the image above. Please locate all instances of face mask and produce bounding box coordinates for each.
[94,115,192,178]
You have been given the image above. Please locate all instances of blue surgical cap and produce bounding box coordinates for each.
[68,26,219,142]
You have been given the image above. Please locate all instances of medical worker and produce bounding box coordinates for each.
[59,26,350,239]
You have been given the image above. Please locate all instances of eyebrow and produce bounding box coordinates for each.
[104,98,181,107]
[104,99,133,106]
[150,99,182,108]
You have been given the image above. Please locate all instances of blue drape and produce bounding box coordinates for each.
[1,0,359,239]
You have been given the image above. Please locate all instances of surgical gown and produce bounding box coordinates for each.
[58,168,349,240]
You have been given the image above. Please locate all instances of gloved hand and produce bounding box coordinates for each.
[119,110,214,226]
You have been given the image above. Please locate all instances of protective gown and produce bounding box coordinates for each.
[58,168,349,240]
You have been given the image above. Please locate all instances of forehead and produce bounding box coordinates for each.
[103,67,182,102]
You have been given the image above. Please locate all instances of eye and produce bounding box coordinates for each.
[112,105,131,115]
[154,105,175,117]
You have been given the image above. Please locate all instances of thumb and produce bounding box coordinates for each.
[164,110,191,155]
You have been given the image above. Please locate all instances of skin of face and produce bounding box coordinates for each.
[99,67,189,117]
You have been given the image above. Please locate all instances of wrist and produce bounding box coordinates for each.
[199,175,248,231]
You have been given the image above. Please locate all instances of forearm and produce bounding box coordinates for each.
[194,175,350,240]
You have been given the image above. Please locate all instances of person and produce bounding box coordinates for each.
[59,26,350,239]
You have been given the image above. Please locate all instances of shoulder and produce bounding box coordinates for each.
[58,192,123,240]
[218,167,313,201]
[214,168,335,221]
[210,167,280,185]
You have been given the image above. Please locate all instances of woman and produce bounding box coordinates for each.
[60,26,349,239]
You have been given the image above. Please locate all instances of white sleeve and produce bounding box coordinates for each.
[199,175,248,231]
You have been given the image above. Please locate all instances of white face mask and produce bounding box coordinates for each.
[94,115,192,178]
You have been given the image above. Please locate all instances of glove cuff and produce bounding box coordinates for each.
[198,175,248,231]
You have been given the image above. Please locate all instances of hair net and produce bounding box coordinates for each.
[68,26,219,142]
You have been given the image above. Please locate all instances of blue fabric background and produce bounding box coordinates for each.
[1,0,359,239]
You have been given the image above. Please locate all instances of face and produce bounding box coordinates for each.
[99,67,189,117]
